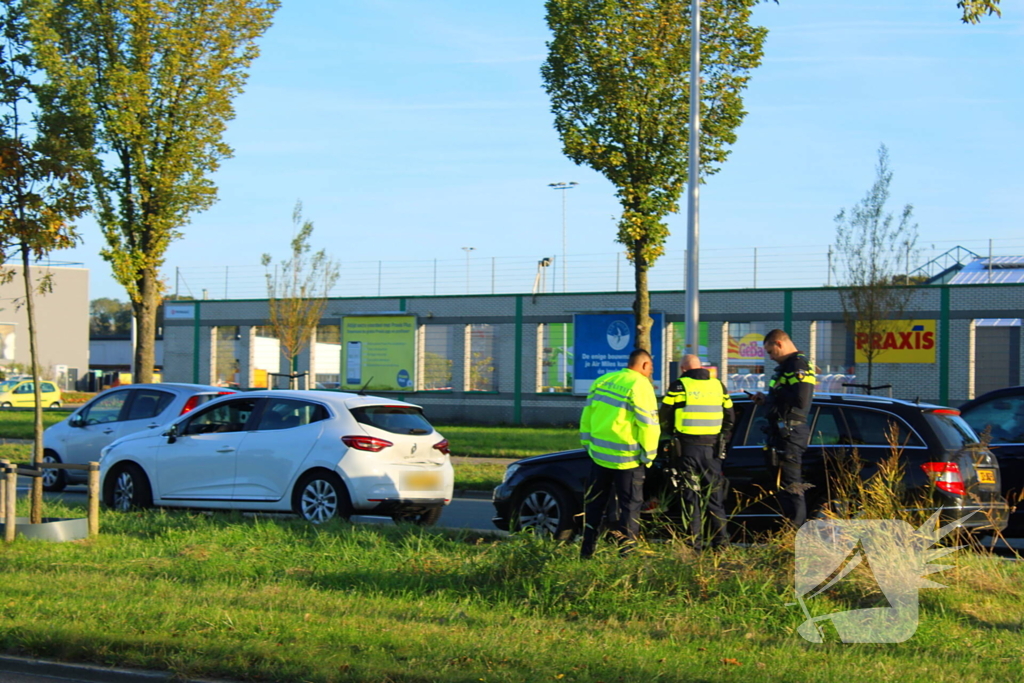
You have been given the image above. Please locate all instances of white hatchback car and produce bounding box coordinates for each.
[43,383,236,492]
[99,390,454,525]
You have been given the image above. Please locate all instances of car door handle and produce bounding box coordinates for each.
[216,447,235,453]
[146,424,160,429]
[102,428,115,435]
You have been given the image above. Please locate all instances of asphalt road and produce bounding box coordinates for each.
[20,485,502,533]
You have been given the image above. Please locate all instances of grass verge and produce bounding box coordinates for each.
[437,424,578,458]
[0,500,1021,683]
[0,410,68,440]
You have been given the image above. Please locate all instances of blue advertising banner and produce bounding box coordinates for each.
[572,313,664,395]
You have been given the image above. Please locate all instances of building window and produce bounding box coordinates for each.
[814,320,856,392]
[421,325,455,391]
[467,324,497,392]
[540,322,573,393]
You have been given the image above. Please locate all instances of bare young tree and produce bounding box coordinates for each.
[261,201,339,388]
[832,144,919,392]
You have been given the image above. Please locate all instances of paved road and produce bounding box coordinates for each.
[19,485,502,533]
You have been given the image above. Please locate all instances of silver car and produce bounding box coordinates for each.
[42,383,235,491]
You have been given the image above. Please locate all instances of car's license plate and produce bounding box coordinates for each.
[977,469,996,484]
[401,471,441,491]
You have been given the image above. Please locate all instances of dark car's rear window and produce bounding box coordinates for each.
[925,412,980,450]
[351,406,434,435]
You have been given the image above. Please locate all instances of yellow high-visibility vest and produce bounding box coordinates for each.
[579,368,660,470]
[669,377,731,436]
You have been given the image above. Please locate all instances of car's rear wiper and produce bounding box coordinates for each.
[408,428,430,435]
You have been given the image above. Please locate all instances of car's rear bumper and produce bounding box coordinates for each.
[930,501,1009,532]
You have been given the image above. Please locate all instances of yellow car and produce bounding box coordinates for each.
[0,380,62,408]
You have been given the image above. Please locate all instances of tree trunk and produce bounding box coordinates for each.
[132,268,159,383]
[20,243,44,524]
[632,247,652,353]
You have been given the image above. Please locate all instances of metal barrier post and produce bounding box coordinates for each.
[87,463,100,538]
[4,466,16,543]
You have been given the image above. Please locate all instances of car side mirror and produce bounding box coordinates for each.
[69,414,84,428]
[164,424,179,444]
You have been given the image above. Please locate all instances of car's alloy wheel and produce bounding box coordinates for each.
[105,464,152,512]
[516,483,577,540]
[296,473,351,524]
[41,452,67,493]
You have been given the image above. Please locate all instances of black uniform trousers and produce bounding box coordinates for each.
[678,439,729,551]
[580,459,645,558]
[775,424,810,528]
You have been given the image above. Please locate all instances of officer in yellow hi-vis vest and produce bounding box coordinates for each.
[579,349,660,559]
[660,354,735,551]
[753,329,815,527]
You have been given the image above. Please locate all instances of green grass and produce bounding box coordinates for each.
[0,499,1021,683]
[451,461,505,491]
[438,424,579,458]
[0,410,69,440]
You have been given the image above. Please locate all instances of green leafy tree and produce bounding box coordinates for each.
[832,144,919,393]
[262,202,340,389]
[957,0,1000,23]
[89,297,132,335]
[542,0,766,351]
[29,0,279,383]
[0,0,90,523]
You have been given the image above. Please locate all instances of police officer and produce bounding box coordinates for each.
[661,354,734,551]
[579,349,660,559]
[753,329,815,527]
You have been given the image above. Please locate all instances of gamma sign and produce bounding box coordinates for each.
[854,320,936,364]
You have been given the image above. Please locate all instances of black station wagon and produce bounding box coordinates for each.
[492,393,1009,540]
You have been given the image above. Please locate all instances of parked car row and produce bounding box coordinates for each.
[492,393,1012,539]
[41,384,454,526]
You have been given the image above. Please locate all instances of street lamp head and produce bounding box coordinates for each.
[548,181,578,190]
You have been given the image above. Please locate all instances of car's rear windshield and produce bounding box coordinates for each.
[924,412,980,450]
[351,406,434,435]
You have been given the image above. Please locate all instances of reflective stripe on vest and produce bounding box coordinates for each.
[675,377,724,435]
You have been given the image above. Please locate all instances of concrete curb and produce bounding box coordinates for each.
[0,654,238,683]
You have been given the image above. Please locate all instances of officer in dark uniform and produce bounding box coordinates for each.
[661,354,735,551]
[753,329,815,527]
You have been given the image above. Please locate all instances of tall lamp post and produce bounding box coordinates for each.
[461,247,475,294]
[684,0,702,358]
[548,181,578,293]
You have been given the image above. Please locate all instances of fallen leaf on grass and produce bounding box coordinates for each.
[721,658,742,666]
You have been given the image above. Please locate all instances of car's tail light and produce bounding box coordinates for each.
[180,396,201,415]
[433,439,450,455]
[921,461,966,496]
[179,391,234,415]
[342,435,393,452]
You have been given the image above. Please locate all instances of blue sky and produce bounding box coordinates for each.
[59,1,1023,300]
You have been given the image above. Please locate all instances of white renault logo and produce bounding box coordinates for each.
[410,443,417,455]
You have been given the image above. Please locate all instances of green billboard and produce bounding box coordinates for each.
[341,316,416,391]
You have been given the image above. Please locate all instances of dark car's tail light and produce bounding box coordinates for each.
[179,391,235,415]
[433,439,450,455]
[921,461,966,496]
[342,435,393,452]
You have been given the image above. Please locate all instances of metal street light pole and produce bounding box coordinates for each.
[461,247,475,294]
[549,182,578,293]
[684,0,701,357]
